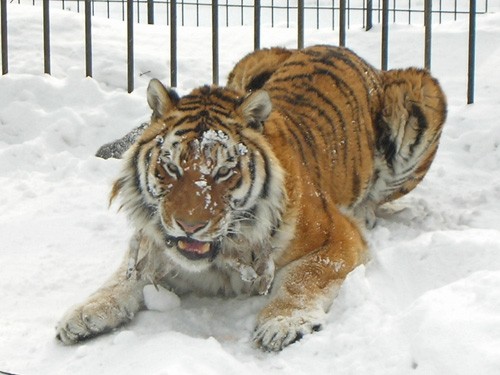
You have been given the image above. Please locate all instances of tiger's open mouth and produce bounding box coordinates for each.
[173,237,219,261]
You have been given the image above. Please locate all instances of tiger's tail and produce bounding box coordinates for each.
[227,47,294,92]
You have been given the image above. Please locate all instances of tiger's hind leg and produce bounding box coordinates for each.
[95,122,149,159]
[355,68,447,228]
[227,47,293,92]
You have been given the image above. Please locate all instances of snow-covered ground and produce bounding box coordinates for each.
[1,3,500,375]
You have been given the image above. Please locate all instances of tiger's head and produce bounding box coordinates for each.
[112,79,286,272]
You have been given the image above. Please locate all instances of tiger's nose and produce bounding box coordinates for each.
[175,219,208,234]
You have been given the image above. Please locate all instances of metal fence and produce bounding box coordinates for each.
[0,0,489,103]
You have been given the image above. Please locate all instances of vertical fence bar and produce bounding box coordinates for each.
[347,0,350,28]
[332,0,335,30]
[286,0,290,28]
[1,0,7,74]
[408,0,411,24]
[424,0,432,69]
[197,0,200,26]
[181,0,184,26]
[316,0,319,29]
[166,0,169,26]
[240,0,244,26]
[339,0,346,46]
[467,0,476,104]
[43,0,50,74]
[381,0,388,70]
[85,0,92,77]
[170,0,177,87]
[298,0,304,48]
[147,0,154,24]
[254,0,260,50]
[127,0,134,92]
[212,0,219,85]
[439,0,442,23]
[366,0,373,31]
[271,0,275,27]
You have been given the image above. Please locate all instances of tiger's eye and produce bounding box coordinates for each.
[166,162,180,178]
[216,166,232,180]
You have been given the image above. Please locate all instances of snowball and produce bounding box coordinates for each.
[143,284,181,312]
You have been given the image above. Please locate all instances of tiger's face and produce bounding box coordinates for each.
[151,128,250,264]
[116,80,284,272]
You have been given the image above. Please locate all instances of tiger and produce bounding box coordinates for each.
[56,45,447,351]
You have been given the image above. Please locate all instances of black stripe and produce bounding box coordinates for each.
[269,81,344,160]
[242,138,274,199]
[265,99,308,165]
[308,47,374,94]
[175,127,196,136]
[130,146,156,218]
[312,67,366,145]
[376,117,398,168]
[131,147,142,196]
[408,104,428,155]
[144,148,155,198]
[234,150,256,208]
[246,71,274,91]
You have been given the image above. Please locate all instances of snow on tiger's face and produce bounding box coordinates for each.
[147,128,253,265]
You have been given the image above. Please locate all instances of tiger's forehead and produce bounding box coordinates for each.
[155,128,248,174]
[157,129,236,151]
[177,85,243,110]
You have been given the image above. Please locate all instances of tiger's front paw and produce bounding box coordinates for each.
[56,299,134,345]
[253,311,325,352]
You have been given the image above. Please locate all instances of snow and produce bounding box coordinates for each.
[1,3,500,375]
[143,285,181,312]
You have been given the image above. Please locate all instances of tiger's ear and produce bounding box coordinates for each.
[147,79,179,118]
[239,90,272,132]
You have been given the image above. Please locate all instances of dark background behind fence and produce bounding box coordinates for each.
[1,0,491,103]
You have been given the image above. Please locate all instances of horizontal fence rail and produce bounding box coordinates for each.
[0,0,490,102]
[9,0,489,28]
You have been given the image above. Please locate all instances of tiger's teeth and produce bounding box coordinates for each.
[177,240,211,254]
[199,243,210,253]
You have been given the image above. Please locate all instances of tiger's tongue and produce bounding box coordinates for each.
[178,239,211,254]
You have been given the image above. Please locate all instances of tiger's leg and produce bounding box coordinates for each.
[254,213,367,351]
[227,47,293,92]
[56,232,150,344]
[377,68,447,202]
[355,68,447,228]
